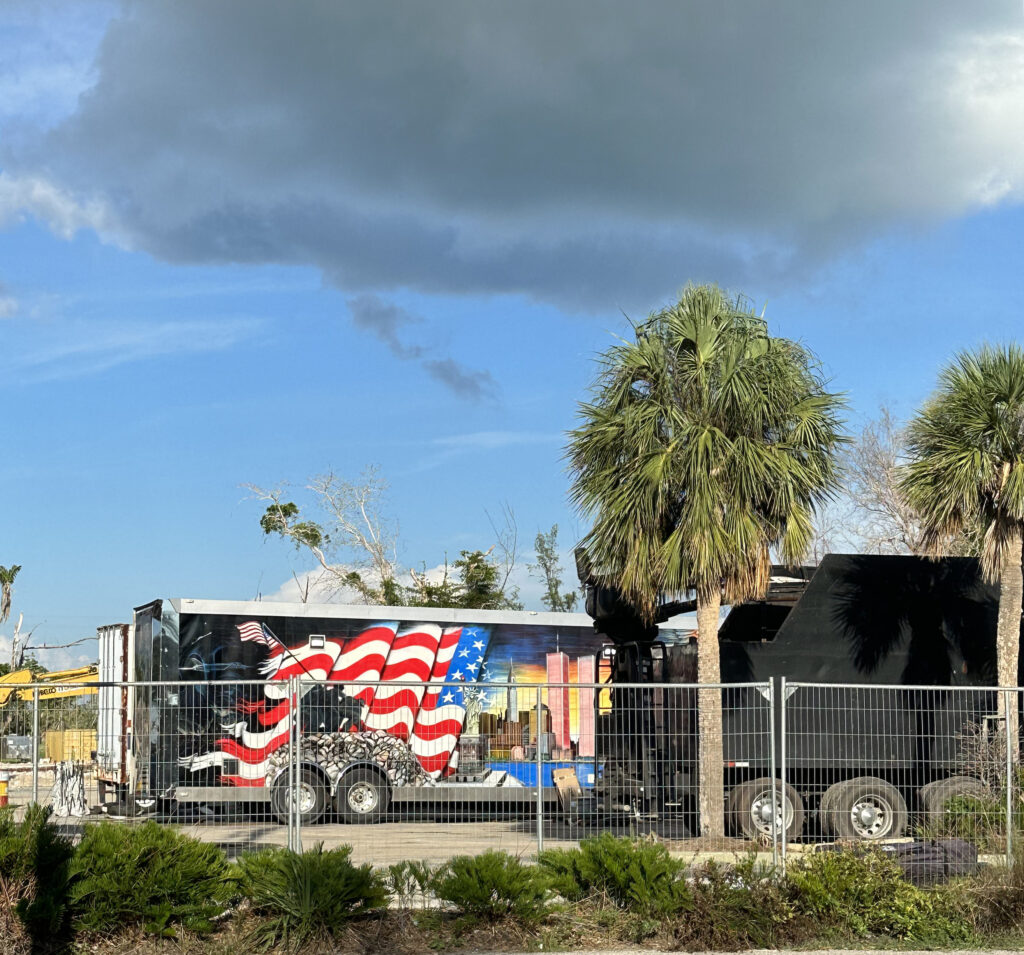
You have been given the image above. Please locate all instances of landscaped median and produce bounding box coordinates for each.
[4,806,1024,953]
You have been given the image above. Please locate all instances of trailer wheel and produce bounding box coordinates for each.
[824,776,907,841]
[727,777,805,841]
[918,776,988,817]
[270,768,329,826]
[337,768,390,823]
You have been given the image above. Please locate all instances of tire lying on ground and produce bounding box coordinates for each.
[918,775,989,817]
[727,777,805,841]
[821,776,908,841]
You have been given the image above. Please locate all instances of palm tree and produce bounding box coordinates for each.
[899,344,1024,746]
[567,284,844,838]
[0,564,20,625]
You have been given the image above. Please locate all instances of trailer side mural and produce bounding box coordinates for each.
[129,599,694,817]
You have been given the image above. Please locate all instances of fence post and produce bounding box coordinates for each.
[1006,688,1014,867]
[286,675,296,853]
[779,677,787,875]
[31,687,40,805]
[295,677,303,854]
[536,688,544,856]
[768,679,778,872]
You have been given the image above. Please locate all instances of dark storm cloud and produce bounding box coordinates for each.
[347,294,424,359]
[9,1,1024,309]
[346,293,496,402]
[422,358,497,403]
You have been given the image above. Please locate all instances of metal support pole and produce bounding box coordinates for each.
[768,679,779,872]
[287,676,296,852]
[536,689,544,855]
[779,677,787,875]
[32,688,40,804]
[1006,688,1014,867]
[295,678,303,854]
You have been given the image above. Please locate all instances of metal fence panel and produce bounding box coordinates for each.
[782,681,1015,873]
[1,678,778,864]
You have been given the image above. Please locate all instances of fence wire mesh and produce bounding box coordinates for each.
[780,681,1020,872]
[12,676,1021,873]
[0,677,779,863]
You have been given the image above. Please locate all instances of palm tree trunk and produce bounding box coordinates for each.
[997,529,1023,761]
[696,582,725,840]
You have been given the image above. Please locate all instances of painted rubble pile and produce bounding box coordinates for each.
[267,729,434,788]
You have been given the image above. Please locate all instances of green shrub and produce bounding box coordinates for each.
[431,850,552,924]
[0,805,75,949]
[918,793,1008,851]
[236,843,386,950]
[675,858,798,950]
[954,852,1024,935]
[385,859,434,910]
[787,849,973,944]
[69,820,231,937]
[539,833,688,917]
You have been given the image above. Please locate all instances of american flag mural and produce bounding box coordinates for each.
[186,620,490,786]
[410,626,491,777]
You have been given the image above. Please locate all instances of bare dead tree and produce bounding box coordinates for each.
[842,407,927,555]
[806,407,981,562]
[246,467,401,603]
[485,502,520,602]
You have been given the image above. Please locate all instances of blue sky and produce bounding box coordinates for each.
[2,1,1023,666]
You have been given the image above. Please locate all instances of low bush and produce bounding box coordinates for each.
[431,850,552,924]
[787,848,973,944]
[69,820,231,938]
[539,833,688,917]
[0,805,75,951]
[918,793,1009,851]
[384,858,434,911]
[236,843,386,950]
[670,858,800,950]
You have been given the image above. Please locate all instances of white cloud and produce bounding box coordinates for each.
[431,431,561,451]
[0,172,122,243]
[6,316,263,382]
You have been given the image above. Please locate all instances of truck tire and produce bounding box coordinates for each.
[824,776,908,841]
[270,768,329,826]
[336,768,390,823]
[918,776,988,817]
[727,777,805,841]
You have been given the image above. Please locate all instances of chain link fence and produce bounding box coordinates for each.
[780,681,1020,869]
[4,676,1021,871]
[0,677,776,863]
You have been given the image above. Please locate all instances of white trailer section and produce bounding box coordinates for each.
[95,623,134,805]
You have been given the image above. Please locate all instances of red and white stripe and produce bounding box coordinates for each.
[237,621,273,646]
[408,627,464,776]
[327,624,398,705]
[363,625,445,739]
[409,696,467,778]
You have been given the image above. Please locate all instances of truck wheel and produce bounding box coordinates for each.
[918,776,988,816]
[270,768,329,826]
[825,776,907,841]
[727,777,805,841]
[337,768,390,823]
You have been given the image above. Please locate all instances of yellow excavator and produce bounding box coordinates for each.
[0,665,99,707]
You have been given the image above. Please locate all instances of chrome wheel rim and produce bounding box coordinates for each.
[289,782,316,815]
[849,793,893,839]
[749,789,792,837]
[348,781,379,814]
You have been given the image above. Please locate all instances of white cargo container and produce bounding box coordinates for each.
[95,623,134,806]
